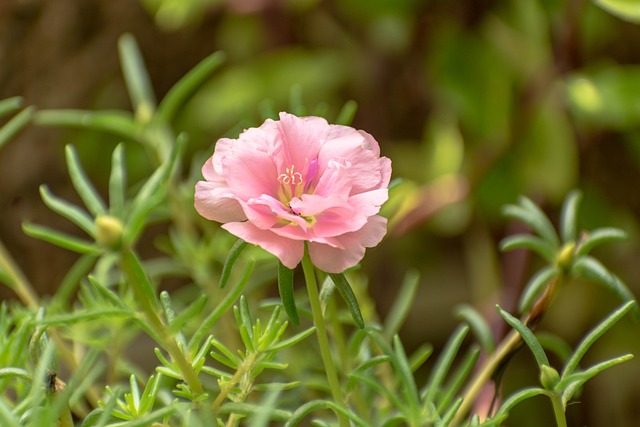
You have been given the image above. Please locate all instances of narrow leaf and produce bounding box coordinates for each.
[329,273,365,329]
[268,326,315,352]
[491,387,547,420]
[559,190,582,243]
[34,109,139,141]
[39,185,95,235]
[437,346,481,414]
[500,234,556,263]
[519,266,559,313]
[65,145,107,216]
[22,223,101,255]
[497,306,549,368]
[220,239,248,289]
[0,106,34,150]
[335,100,358,125]
[455,304,496,353]
[118,33,157,116]
[423,325,469,404]
[576,227,627,256]
[120,249,160,314]
[278,262,299,325]
[109,143,126,218]
[503,198,560,248]
[157,51,226,123]
[384,269,419,338]
[572,256,638,314]
[562,300,636,377]
[0,96,23,118]
[594,0,640,23]
[560,354,633,392]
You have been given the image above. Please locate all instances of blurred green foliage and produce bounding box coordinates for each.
[2,0,640,425]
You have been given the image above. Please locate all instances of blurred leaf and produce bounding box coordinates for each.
[455,305,496,353]
[157,51,226,123]
[220,239,248,289]
[566,68,640,129]
[576,227,627,256]
[328,273,364,329]
[0,106,34,150]
[34,109,140,141]
[519,266,559,313]
[278,262,299,326]
[109,144,127,218]
[560,190,582,243]
[384,269,420,339]
[503,197,560,247]
[335,100,358,126]
[500,234,556,263]
[118,34,156,120]
[22,223,101,255]
[39,185,95,236]
[423,325,469,405]
[65,145,108,217]
[594,0,640,23]
[0,97,23,118]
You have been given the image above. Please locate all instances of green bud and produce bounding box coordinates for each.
[95,215,124,249]
[555,241,576,271]
[540,364,560,390]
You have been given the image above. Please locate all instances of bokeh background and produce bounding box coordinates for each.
[1,0,640,425]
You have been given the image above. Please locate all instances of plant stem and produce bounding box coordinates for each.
[301,246,349,427]
[550,394,568,427]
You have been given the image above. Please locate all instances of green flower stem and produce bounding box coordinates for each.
[452,276,561,425]
[550,393,568,427]
[120,248,204,397]
[301,246,349,427]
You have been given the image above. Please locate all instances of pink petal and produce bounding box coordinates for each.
[290,194,367,237]
[277,112,326,168]
[194,181,246,223]
[243,195,308,229]
[348,188,389,217]
[221,145,278,201]
[222,222,305,269]
[308,215,388,273]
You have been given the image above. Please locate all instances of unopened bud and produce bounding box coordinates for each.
[540,364,560,390]
[556,241,576,271]
[95,215,124,248]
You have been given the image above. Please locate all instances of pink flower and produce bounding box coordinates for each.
[195,112,391,273]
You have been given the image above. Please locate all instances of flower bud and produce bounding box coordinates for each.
[555,241,576,271]
[540,364,560,390]
[95,215,124,249]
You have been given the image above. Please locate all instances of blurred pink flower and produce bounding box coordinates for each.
[195,112,391,273]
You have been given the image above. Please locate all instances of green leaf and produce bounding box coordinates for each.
[34,109,139,141]
[285,399,367,427]
[37,308,132,325]
[0,367,30,382]
[220,239,248,289]
[559,354,633,396]
[218,402,291,421]
[559,190,582,243]
[436,346,480,415]
[109,144,127,218]
[65,145,108,217]
[491,387,547,421]
[594,0,640,23]
[0,96,23,118]
[190,259,254,351]
[169,294,207,334]
[503,197,560,247]
[328,273,365,329]
[576,227,627,256]
[0,106,34,150]
[497,306,549,368]
[384,269,420,339]
[499,234,556,263]
[39,185,95,236]
[519,266,559,313]
[278,261,299,325]
[562,300,636,378]
[335,100,358,125]
[423,325,469,405]
[455,304,496,353]
[157,51,226,123]
[22,223,101,255]
[571,256,637,314]
[268,326,315,352]
[120,249,160,314]
[118,34,157,118]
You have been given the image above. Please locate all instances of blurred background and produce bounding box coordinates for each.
[1,0,640,425]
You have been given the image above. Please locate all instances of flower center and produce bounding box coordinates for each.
[278,165,303,186]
